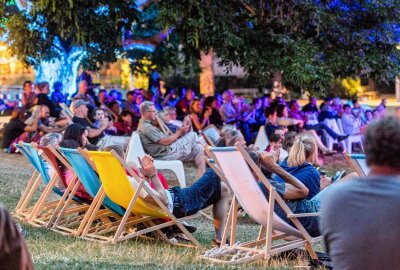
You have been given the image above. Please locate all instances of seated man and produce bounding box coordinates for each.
[136,154,230,246]
[72,99,129,150]
[341,104,362,135]
[320,116,400,270]
[137,101,205,177]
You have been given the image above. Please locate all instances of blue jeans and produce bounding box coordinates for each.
[170,168,221,217]
[305,122,339,139]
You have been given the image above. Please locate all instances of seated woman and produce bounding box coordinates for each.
[254,134,356,236]
[190,98,220,144]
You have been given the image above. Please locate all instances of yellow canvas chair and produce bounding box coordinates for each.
[84,150,201,246]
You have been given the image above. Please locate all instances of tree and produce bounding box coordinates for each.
[0,0,139,95]
[157,0,400,94]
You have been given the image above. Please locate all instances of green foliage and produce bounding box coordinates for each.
[157,0,400,93]
[0,0,140,69]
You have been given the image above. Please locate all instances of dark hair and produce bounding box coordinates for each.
[108,101,119,109]
[118,110,133,123]
[283,131,297,152]
[276,104,287,118]
[103,144,124,158]
[11,107,28,121]
[62,124,87,147]
[126,90,135,97]
[269,133,281,143]
[343,104,351,110]
[203,96,215,108]
[59,139,80,149]
[23,81,32,87]
[266,107,277,118]
[364,116,400,169]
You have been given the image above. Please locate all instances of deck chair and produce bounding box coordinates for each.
[254,125,269,151]
[33,145,96,233]
[201,144,322,264]
[126,132,187,187]
[13,142,60,222]
[344,152,369,177]
[25,143,88,228]
[59,147,127,240]
[86,150,201,246]
[156,115,174,136]
[199,130,215,146]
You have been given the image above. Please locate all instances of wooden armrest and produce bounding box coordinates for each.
[287,212,320,218]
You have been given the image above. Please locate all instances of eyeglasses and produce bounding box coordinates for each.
[146,110,156,113]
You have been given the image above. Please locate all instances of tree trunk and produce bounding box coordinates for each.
[35,45,85,97]
[200,50,215,96]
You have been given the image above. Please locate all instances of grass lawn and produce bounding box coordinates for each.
[0,151,353,269]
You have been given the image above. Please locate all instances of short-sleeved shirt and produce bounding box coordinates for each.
[274,160,320,199]
[320,176,400,270]
[2,118,27,148]
[72,116,104,145]
[137,119,169,158]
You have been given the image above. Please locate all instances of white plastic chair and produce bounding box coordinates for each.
[323,118,346,150]
[336,118,364,154]
[126,132,187,187]
[254,126,269,150]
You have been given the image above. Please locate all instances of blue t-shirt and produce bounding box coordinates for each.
[274,160,320,199]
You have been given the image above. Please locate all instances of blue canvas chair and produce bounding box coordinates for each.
[59,147,127,241]
[13,142,60,223]
[345,152,369,177]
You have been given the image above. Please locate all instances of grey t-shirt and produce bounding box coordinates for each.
[137,119,169,158]
[320,176,400,270]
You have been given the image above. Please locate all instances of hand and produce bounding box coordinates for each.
[33,108,41,118]
[177,125,189,136]
[320,176,332,190]
[138,154,157,178]
[204,109,211,119]
[269,148,280,163]
[259,152,277,170]
[100,118,109,128]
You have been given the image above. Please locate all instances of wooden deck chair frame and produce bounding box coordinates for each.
[201,144,322,264]
[60,102,93,125]
[23,142,84,227]
[200,130,215,146]
[57,147,129,241]
[13,142,63,223]
[31,145,100,234]
[13,142,48,220]
[344,152,368,177]
[156,115,174,136]
[82,149,201,247]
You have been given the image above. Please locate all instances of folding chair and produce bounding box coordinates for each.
[34,145,94,233]
[156,115,174,136]
[13,142,60,222]
[201,144,322,264]
[199,130,215,146]
[126,132,187,187]
[59,147,127,240]
[86,149,201,246]
[344,152,369,177]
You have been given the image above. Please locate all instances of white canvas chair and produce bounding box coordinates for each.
[201,144,322,264]
[344,152,369,177]
[323,118,346,150]
[254,125,269,150]
[125,132,187,187]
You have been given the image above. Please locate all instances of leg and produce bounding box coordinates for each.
[213,182,230,241]
[304,130,330,152]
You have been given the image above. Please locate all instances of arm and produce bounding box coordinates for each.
[157,126,187,145]
[24,110,40,132]
[191,113,209,131]
[138,155,169,206]
[259,152,309,199]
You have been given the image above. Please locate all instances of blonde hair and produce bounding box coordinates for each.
[287,134,318,167]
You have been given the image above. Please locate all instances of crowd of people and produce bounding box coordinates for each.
[1,78,400,269]
[1,78,394,156]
